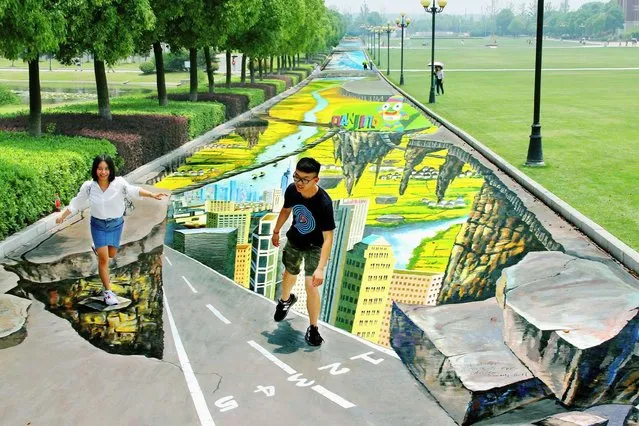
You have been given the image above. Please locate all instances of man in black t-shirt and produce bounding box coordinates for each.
[271,157,335,346]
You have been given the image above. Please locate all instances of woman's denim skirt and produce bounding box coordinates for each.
[90,216,125,249]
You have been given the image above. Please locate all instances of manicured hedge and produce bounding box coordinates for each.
[54,96,225,139]
[260,78,287,94]
[264,74,294,89]
[221,83,277,100]
[212,87,265,109]
[0,132,116,240]
[167,92,250,120]
[0,113,190,174]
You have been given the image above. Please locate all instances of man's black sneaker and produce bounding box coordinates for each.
[305,325,324,346]
[274,294,298,322]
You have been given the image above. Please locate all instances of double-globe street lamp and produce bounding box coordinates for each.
[421,0,447,104]
[384,22,394,75]
[376,27,382,66]
[396,13,411,85]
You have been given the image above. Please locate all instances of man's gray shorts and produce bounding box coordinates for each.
[282,241,321,277]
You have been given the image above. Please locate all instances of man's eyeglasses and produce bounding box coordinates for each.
[293,173,315,185]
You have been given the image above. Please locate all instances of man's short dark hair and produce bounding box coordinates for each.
[91,154,116,182]
[296,157,321,175]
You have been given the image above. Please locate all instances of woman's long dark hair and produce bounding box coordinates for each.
[91,154,116,182]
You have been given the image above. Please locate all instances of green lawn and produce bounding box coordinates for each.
[380,38,639,250]
[375,37,639,69]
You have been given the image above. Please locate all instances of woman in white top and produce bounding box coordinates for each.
[56,154,168,305]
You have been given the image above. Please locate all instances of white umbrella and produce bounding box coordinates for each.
[427,61,444,68]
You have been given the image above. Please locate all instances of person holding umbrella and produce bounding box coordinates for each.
[435,64,444,95]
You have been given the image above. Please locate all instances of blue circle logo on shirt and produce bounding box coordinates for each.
[292,205,316,235]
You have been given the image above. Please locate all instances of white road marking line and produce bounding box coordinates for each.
[164,256,173,266]
[182,276,198,293]
[311,385,356,409]
[247,340,296,374]
[164,294,215,425]
[206,304,231,324]
[165,245,399,359]
[247,340,355,409]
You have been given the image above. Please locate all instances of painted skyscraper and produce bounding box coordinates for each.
[250,213,279,300]
[173,228,238,279]
[322,198,369,324]
[334,235,395,345]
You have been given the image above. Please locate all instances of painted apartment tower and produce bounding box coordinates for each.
[322,198,369,323]
[334,235,395,345]
[378,270,445,347]
[173,228,238,279]
[234,243,252,288]
[250,213,279,300]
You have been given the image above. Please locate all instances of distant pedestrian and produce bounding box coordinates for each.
[363,61,368,70]
[435,65,444,95]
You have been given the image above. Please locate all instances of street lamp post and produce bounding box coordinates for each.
[384,23,393,75]
[396,13,411,85]
[376,28,382,66]
[421,0,447,104]
[370,27,376,61]
[526,0,545,166]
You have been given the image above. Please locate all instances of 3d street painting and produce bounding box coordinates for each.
[2,41,638,425]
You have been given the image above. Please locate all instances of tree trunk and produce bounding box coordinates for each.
[258,58,263,80]
[277,56,281,73]
[28,59,41,137]
[249,58,256,84]
[204,46,215,93]
[189,48,198,101]
[94,59,112,120]
[297,53,300,67]
[240,54,247,83]
[270,56,274,74]
[226,50,232,88]
[153,42,167,106]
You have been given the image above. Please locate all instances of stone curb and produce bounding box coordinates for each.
[0,65,320,262]
[376,68,639,276]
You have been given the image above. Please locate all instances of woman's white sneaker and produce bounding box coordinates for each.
[103,290,119,305]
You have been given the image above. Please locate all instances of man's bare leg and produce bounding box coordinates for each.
[305,277,320,327]
[280,270,297,301]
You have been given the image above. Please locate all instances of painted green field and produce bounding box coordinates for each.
[374,37,639,251]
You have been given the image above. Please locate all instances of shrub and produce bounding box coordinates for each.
[0,113,189,174]
[265,74,293,89]
[164,50,189,72]
[139,61,156,74]
[216,82,277,100]
[52,96,225,139]
[0,86,20,106]
[167,92,249,119]
[0,132,116,240]
[214,87,264,108]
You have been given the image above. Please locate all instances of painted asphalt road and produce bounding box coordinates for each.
[162,246,456,426]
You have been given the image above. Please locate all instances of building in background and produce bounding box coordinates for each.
[250,213,279,300]
[322,198,369,323]
[234,243,252,288]
[377,270,445,347]
[207,209,251,244]
[173,228,237,279]
[334,235,395,345]
[619,0,639,28]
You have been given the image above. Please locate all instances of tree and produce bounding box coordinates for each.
[59,0,155,119]
[496,9,515,35]
[137,0,185,106]
[0,0,66,136]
